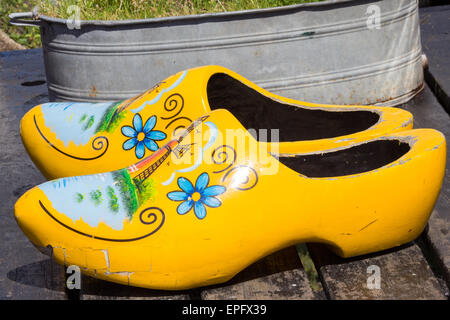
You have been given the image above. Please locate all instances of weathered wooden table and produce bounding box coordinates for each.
[0,5,448,300]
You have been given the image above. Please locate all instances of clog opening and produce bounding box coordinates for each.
[207,73,380,142]
[278,139,410,178]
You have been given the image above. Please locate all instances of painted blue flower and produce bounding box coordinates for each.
[167,172,226,219]
[121,114,166,159]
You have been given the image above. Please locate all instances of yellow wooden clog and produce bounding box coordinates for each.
[15,109,445,290]
[20,65,413,180]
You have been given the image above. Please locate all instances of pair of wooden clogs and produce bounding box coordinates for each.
[15,66,446,290]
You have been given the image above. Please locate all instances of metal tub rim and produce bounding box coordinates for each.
[10,0,360,27]
[8,0,424,106]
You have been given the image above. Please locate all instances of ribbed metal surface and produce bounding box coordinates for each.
[11,0,424,105]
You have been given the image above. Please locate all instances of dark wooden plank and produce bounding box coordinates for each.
[309,243,446,300]
[420,5,450,113]
[80,275,191,300]
[200,246,319,300]
[398,85,450,287]
[0,49,68,299]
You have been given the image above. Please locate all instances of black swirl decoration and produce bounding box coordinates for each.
[161,93,184,120]
[39,201,165,242]
[221,165,258,191]
[91,136,109,152]
[160,93,192,137]
[164,116,193,133]
[211,145,237,174]
[139,207,164,225]
[34,115,109,161]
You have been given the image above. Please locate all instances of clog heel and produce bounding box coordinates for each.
[14,110,445,290]
[20,65,413,179]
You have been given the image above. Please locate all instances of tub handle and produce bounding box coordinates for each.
[9,12,41,27]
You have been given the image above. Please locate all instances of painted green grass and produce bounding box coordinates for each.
[96,101,127,134]
[107,186,119,212]
[79,114,88,123]
[83,115,95,130]
[134,177,157,205]
[112,169,157,218]
[2,0,322,48]
[75,192,85,203]
[90,188,103,205]
[78,113,96,131]
[112,169,139,219]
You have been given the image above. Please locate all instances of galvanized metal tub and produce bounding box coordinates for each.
[10,0,424,106]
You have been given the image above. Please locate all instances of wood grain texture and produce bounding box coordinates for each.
[80,275,191,300]
[200,247,318,300]
[309,243,446,300]
[398,85,450,288]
